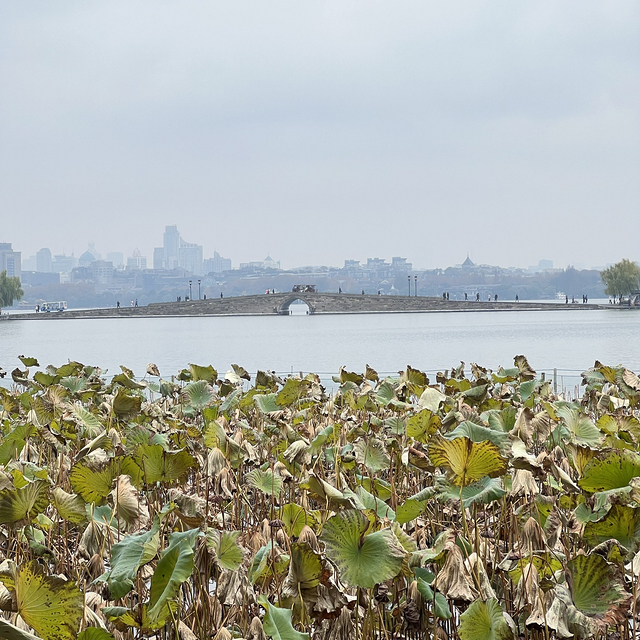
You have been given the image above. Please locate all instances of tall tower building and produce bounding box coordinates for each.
[163,225,180,269]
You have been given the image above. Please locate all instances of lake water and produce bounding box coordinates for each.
[0,308,638,393]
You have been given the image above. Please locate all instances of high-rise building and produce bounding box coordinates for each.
[179,241,203,275]
[163,225,180,269]
[155,225,204,274]
[203,251,232,274]
[36,248,53,273]
[153,247,164,270]
[0,243,21,279]
[126,248,147,271]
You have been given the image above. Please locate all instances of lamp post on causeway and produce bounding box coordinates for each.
[407,275,411,297]
[415,275,418,297]
[189,280,192,301]
[198,280,201,300]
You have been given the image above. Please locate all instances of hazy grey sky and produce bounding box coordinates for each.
[1,1,638,270]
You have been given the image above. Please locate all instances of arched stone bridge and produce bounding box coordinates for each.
[6,292,605,320]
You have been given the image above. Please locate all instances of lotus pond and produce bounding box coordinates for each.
[0,355,640,640]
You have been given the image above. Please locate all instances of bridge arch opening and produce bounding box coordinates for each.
[278,296,314,315]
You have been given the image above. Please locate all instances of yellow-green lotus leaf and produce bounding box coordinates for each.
[567,553,630,618]
[428,436,507,487]
[0,480,50,526]
[459,597,514,640]
[583,504,640,554]
[0,561,84,640]
[579,449,640,493]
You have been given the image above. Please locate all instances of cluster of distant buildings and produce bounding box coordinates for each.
[1,227,608,306]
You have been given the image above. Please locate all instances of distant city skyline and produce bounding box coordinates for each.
[14,232,620,275]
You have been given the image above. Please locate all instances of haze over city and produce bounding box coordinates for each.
[1,1,639,270]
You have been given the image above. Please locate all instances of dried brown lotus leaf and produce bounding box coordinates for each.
[511,469,539,498]
[432,545,478,601]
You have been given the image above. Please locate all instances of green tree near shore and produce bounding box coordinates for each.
[600,259,640,302]
[0,270,24,311]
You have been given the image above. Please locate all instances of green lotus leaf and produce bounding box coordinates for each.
[437,476,506,509]
[375,381,396,406]
[111,373,146,390]
[320,510,405,588]
[445,421,510,452]
[484,407,518,431]
[459,598,514,640]
[346,485,395,520]
[279,503,317,537]
[353,437,390,472]
[395,498,427,525]
[415,570,452,619]
[418,387,447,412]
[134,444,196,485]
[428,436,507,487]
[283,542,324,596]
[58,376,87,396]
[308,424,336,455]
[18,356,39,368]
[579,449,640,493]
[566,553,629,617]
[0,480,50,526]
[0,424,31,465]
[0,618,41,640]
[249,541,290,584]
[52,487,87,524]
[555,404,604,447]
[0,561,84,640]
[206,529,244,571]
[189,363,217,382]
[112,389,142,418]
[98,520,161,599]
[277,378,306,406]
[181,380,216,410]
[583,504,640,554]
[246,468,283,496]
[254,393,281,414]
[339,367,364,386]
[147,528,200,625]
[259,596,309,640]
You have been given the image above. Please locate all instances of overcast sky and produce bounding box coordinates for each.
[1,1,638,270]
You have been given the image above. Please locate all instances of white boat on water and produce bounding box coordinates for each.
[556,292,566,300]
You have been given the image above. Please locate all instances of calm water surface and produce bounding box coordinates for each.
[0,309,638,386]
